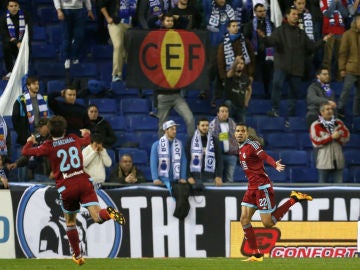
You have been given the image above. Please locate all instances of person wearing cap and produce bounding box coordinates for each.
[186,117,223,188]
[150,120,187,191]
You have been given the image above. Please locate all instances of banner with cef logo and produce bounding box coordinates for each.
[126,29,209,90]
[230,221,358,258]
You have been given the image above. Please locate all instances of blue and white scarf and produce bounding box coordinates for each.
[223,32,237,71]
[24,92,49,132]
[119,0,138,18]
[0,115,8,155]
[299,11,314,40]
[319,115,336,134]
[251,16,274,60]
[207,1,235,32]
[317,79,333,97]
[158,135,182,184]
[190,130,216,173]
[6,9,25,40]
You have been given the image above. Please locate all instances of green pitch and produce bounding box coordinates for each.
[0,258,359,270]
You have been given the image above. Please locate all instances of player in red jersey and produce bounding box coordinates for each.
[22,115,125,265]
[234,123,313,262]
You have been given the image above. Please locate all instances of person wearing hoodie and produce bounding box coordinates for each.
[337,13,360,120]
[87,104,116,148]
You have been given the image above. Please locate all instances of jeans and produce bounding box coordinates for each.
[318,169,343,183]
[271,69,301,116]
[224,100,247,123]
[222,154,237,182]
[157,93,195,137]
[62,9,86,60]
[338,73,360,116]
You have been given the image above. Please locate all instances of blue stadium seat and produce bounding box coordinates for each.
[127,115,158,132]
[46,80,66,94]
[34,62,66,79]
[352,167,360,183]
[46,25,62,46]
[176,133,188,145]
[31,44,57,59]
[91,45,113,60]
[255,116,285,134]
[120,98,150,115]
[288,116,308,132]
[70,63,97,78]
[89,98,118,115]
[289,167,318,183]
[114,131,139,148]
[251,82,265,98]
[344,134,360,149]
[247,99,272,116]
[185,89,201,99]
[265,166,288,182]
[118,148,148,166]
[111,81,139,96]
[105,115,127,131]
[107,149,116,165]
[279,99,307,117]
[138,131,159,154]
[353,117,360,133]
[344,150,360,168]
[279,150,309,167]
[265,150,279,161]
[37,7,58,25]
[32,26,47,42]
[298,132,313,150]
[137,165,153,182]
[98,62,112,87]
[265,133,298,150]
[187,99,212,115]
[233,165,246,182]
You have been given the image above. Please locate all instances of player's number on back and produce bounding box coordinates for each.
[57,147,81,172]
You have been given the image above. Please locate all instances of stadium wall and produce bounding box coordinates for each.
[1,185,359,258]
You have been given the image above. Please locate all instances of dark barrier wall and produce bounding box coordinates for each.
[6,185,360,258]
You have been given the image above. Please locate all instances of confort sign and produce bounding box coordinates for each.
[230,221,358,258]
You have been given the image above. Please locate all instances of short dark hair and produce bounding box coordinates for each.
[315,67,329,76]
[236,122,248,129]
[161,11,174,20]
[87,104,99,111]
[285,5,297,15]
[227,20,238,27]
[48,116,67,137]
[37,118,49,128]
[8,0,19,5]
[91,133,103,144]
[254,3,265,11]
[26,76,39,86]
[197,117,209,125]
[217,103,229,113]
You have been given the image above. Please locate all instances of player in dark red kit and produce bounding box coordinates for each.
[22,115,125,265]
[234,123,312,262]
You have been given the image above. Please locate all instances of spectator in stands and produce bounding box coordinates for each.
[200,0,235,105]
[53,0,95,69]
[349,0,360,15]
[11,76,49,182]
[170,0,202,29]
[186,117,223,187]
[224,56,252,123]
[87,104,116,148]
[337,13,360,120]
[12,76,49,145]
[8,118,52,182]
[148,11,188,29]
[243,3,274,98]
[137,0,175,29]
[208,104,238,182]
[259,6,332,118]
[98,0,136,82]
[310,102,350,183]
[294,0,316,80]
[0,0,31,80]
[0,156,9,189]
[306,67,336,128]
[150,120,187,189]
[82,133,112,184]
[217,20,255,87]
[109,154,146,184]
[320,0,348,80]
[48,87,91,136]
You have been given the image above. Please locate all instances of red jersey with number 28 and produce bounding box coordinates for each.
[22,134,91,188]
[238,139,277,189]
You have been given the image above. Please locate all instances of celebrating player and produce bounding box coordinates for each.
[234,123,313,262]
[22,115,125,265]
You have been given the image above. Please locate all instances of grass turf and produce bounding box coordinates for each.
[0,258,359,270]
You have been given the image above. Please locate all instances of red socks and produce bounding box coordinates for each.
[271,198,296,223]
[243,224,258,251]
[66,226,80,257]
